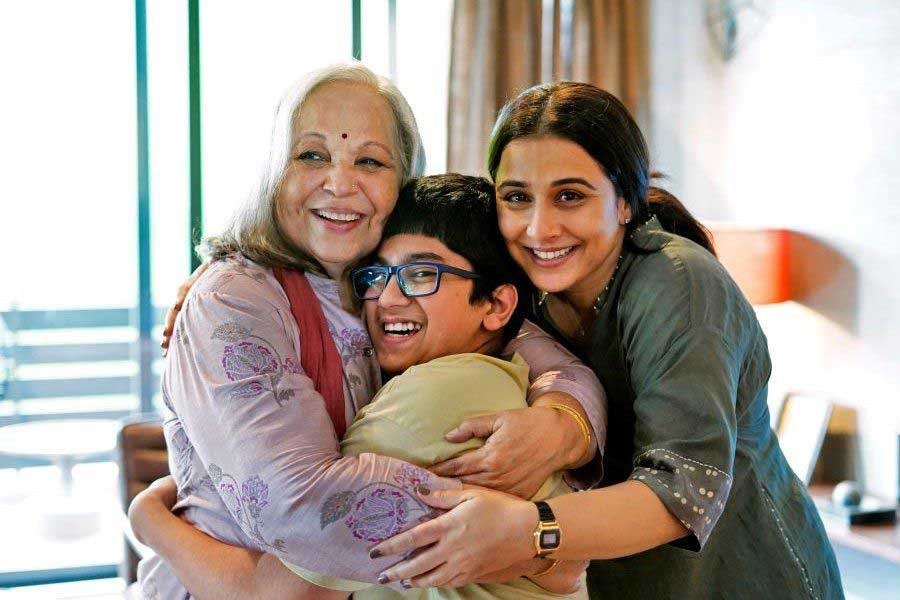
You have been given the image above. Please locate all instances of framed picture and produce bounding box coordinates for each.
[775,392,833,485]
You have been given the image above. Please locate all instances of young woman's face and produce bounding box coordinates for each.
[495,135,630,297]
[276,81,401,279]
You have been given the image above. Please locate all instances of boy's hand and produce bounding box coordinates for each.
[128,475,178,546]
[431,405,576,499]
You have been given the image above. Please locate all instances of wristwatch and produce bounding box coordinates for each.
[532,501,561,557]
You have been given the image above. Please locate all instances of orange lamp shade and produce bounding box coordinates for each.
[711,228,792,305]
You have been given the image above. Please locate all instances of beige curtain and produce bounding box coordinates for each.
[447,0,649,175]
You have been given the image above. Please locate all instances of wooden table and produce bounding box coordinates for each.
[809,484,900,565]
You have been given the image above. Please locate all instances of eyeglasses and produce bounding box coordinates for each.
[350,261,481,300]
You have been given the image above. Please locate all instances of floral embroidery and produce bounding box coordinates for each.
[282,356,302,374]
[320,481,433,543]
[229,381,266,400]
[346,487,416,543]
[212,321,251,343]
[393,463,431,492]
[338,327,371,359]
[275,389,296,405]
[170,425,194,477]
[208,464,285,552]
[321,491,356,528]
[222,341,278,381]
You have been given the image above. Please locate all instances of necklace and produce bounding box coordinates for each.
[538,251,624,339]
[591,251,624,314]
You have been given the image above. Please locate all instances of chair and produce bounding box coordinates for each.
[117,420,169,583]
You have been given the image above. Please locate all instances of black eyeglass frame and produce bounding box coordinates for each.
[350,261,481,301]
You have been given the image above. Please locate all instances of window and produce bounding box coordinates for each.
[0,0,454,587]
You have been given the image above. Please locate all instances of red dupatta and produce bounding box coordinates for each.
[273,268,347,438]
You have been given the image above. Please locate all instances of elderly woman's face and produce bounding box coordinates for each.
[277,81,401,278]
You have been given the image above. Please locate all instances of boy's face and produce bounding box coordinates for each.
[364,233,495,374]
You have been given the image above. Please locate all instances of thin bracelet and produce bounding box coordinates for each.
[546,403,592,458]
[532,558,561,578]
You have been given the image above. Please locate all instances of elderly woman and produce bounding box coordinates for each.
[132,65,605,600]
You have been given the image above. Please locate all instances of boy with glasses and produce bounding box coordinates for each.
[283,174,593,598]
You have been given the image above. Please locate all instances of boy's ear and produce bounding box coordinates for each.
[482,283,519,333]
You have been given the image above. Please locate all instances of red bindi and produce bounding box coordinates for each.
[341,133,348,139]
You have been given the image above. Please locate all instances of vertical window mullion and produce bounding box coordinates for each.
[134,0,154,413]
[188,0,203,272]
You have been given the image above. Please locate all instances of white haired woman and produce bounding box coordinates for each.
[130,64,606,599]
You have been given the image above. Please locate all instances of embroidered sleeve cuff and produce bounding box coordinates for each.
[629,448,733,549]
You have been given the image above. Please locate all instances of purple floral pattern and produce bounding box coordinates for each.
[320,483,432,544]
[170,425,194,477]
[208,464,285,552]
[222,341,279,381]
[229,381,266,400]
[346,487,414,543]
[393,463,431,492]
[338,327,371,360]
[282,356,302,374]
[212,321,251,343]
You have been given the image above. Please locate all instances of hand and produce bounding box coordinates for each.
[430,406,581,499]
[369,485,536,588]
[128,475,178,546]
[161,262,210,354]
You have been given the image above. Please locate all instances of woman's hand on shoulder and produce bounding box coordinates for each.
[430,403,585,499]
[161,261,211,354]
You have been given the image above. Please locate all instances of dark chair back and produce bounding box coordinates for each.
[118,420,169,583]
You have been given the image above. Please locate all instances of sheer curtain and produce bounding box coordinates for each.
[447,0,649,175]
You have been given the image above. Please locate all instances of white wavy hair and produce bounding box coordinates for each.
[202,63,426,273]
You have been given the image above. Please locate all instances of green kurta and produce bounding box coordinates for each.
[536,217,843,599]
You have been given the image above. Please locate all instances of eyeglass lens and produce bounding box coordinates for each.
[353,264,441,299]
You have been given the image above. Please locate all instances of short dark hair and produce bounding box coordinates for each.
[381,174,530,344]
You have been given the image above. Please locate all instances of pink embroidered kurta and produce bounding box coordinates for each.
[137,255,607,599]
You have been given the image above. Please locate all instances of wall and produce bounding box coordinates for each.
[649,0,900,499]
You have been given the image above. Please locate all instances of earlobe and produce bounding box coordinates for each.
[618,197,633,226]
[482,284,519,332]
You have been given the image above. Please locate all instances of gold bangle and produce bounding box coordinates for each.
[546,403,592,453]
[532,558,561,578]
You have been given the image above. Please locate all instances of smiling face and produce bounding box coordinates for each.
[364,234,504,375]
[276,81,401,279]
[495,135,631,309]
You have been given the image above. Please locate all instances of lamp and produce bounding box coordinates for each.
[710,227,791,304]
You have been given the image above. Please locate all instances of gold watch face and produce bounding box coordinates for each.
[540,528,561,549]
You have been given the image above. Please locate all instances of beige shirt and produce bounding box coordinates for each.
[285,353,584,599]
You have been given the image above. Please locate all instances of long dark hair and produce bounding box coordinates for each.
[486,82,714,254]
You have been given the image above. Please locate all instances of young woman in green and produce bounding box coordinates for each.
[371,83,845,599]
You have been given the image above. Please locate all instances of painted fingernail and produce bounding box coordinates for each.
[377,574,389,585]
[369,548,382,559]
[417,485,431,496]
[401,579,413,589]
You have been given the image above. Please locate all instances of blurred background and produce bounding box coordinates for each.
[0,1,897,598]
